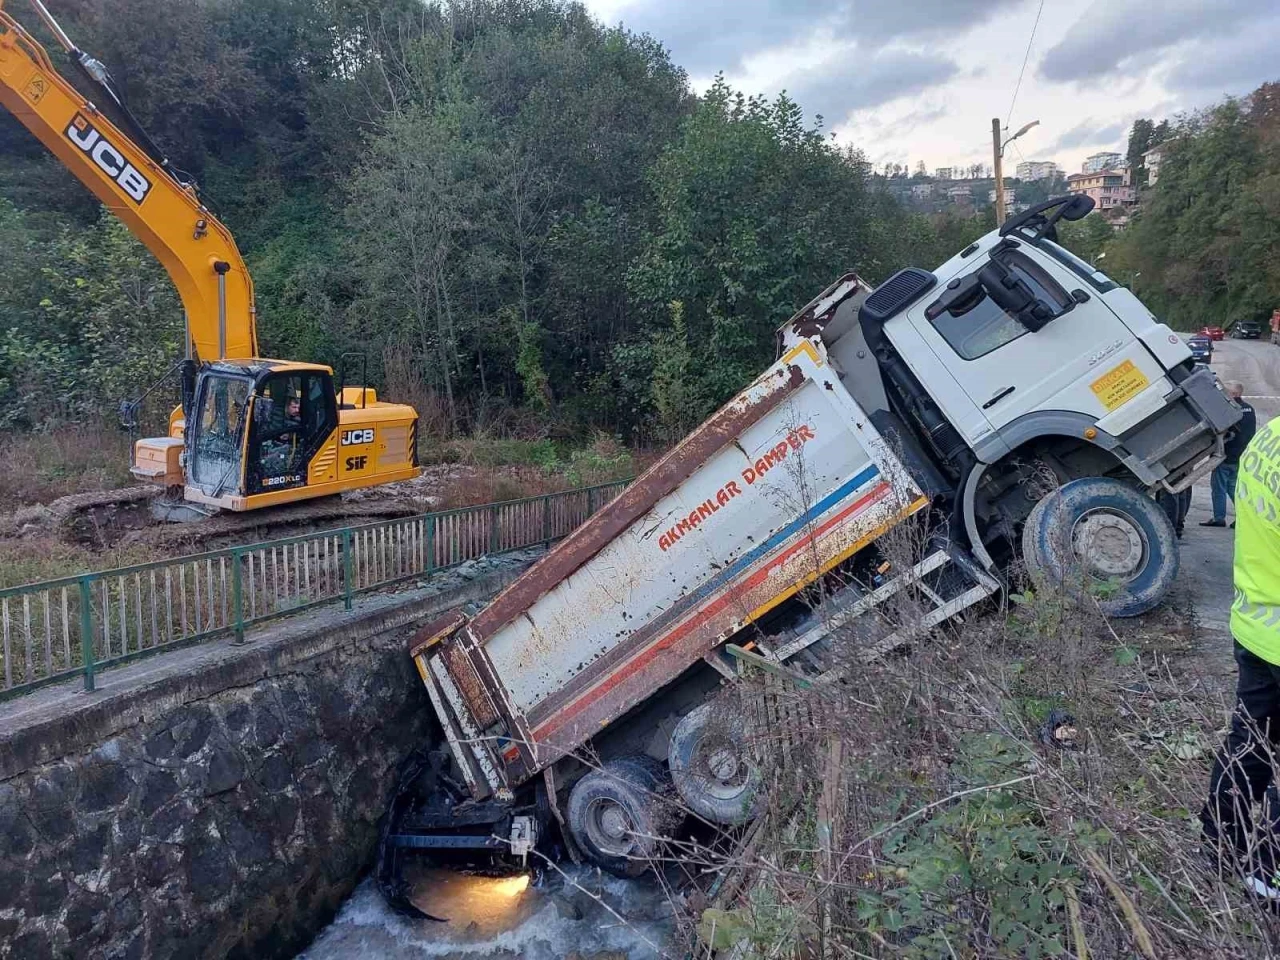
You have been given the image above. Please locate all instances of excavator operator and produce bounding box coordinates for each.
[281,396,301,435]
[259,389,303,480]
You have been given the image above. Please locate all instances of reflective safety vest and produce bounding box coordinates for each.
[1232,416,1280,663]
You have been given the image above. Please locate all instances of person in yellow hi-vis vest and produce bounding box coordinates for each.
[1203,414,1280,898]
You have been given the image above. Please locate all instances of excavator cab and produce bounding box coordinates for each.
[245,368,337,495]
[185,362,336,507]
[172,360,419,513]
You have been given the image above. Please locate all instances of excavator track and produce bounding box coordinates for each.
[3,485,427,553]
[121,496,424,549]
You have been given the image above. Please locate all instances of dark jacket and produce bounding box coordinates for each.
[1225,400,1257,463]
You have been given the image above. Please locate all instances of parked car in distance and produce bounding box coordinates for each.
[1199,325,1226,340]
[1233,320,1263,339]
[1187,334,1214,364]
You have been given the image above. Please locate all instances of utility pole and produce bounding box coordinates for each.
[991,118,1040,227]
[992,118,1007,226]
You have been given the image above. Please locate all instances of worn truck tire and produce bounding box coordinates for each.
[566,756,677,877]
[1021,477,1178,618]
[668,702,765,825]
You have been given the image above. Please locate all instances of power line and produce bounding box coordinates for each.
[1006,0,1046,129]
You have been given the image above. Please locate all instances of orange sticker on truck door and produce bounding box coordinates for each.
[1090,360,1150,411]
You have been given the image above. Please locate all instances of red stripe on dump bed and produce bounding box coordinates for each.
[533,480,893,742]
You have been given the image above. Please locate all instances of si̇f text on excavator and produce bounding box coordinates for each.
[0,0,420,517]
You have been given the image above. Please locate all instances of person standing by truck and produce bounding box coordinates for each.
[1202,382,1256,528]
[1202,414,1280,897]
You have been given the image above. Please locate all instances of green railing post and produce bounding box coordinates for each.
[587,486,596,516]
[489,504,500,555]
[342,528,354,611]
[542,494,552,544]
[426,518,435,574]
[230,549,245,644]
[78,576,95,692]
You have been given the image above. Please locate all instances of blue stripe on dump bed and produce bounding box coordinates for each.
[639,463,883,640]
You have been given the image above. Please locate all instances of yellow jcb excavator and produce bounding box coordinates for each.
[0,0,421,519]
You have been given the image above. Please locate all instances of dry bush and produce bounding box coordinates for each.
[0,421,134,510]
[662,544,1273,959]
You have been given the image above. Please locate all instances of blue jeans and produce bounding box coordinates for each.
[1212,462,1239,522]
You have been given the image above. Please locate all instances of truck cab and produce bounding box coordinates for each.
[800,195,1240,583]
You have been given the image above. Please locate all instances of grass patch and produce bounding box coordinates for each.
[0,421,134,511]
[0,537,156,589]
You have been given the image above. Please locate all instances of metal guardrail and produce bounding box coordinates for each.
[0,480,630,701]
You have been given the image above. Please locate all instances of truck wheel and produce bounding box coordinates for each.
[668,702,764,825]
[566,756,676,877]
[1021,477,1178,618]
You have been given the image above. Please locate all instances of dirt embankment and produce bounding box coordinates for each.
[0,460,622,589]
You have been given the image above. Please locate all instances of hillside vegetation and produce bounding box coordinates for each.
[0,0,982,444]
[1105,83,1280,330]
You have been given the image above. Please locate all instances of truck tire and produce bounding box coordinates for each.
[1021,477,1178,618]
[668,702,765,825]
[566,756,677,877]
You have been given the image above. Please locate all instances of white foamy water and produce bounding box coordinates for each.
[298,866,677,960]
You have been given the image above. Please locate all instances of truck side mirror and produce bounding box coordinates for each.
[978,259,1056,332]
[1060,195,1094,221]
[924,273,985,321]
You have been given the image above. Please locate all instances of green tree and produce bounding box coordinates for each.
[1108,85,1280,329]
[0,209,180,427]
[1127,118,1155,187]
[0,0,973,441]
[627,78,882,423]
[1056,214,1115,266]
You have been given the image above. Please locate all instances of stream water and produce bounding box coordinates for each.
[299,866,678,960]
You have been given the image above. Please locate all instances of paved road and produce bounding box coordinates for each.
[1175,338,1279,665]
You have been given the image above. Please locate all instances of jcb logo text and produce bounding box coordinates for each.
[341,429,374,446]
[65,115,151,204]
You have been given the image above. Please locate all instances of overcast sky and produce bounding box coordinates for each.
[580,0,1280,175]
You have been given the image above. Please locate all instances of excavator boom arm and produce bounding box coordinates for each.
[0,0,258,361]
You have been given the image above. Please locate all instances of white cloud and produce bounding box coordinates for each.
[584,0,1280,175]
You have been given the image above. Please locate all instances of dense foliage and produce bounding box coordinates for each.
[1107,83,1280,330]
[0,0,982,437]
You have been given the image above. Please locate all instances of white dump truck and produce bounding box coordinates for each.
[377,195,1241,906]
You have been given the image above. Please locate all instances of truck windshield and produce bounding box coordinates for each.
[1015,229,1119,293]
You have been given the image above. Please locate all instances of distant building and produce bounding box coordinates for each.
[947,184,973,201]
[1143,143,1166,185]
[1066,169,1135,211]
[1082,151,1123,174]
[1015,160,1061,182]
[935,167,954,181]
[911,182,935,199]
[988,186,1016,204]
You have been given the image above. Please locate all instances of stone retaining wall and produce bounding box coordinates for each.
[0,556,534,960]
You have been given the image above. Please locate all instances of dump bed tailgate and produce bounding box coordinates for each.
[412,341,930,796]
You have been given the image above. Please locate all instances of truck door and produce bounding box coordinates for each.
[902,243,1164,440]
